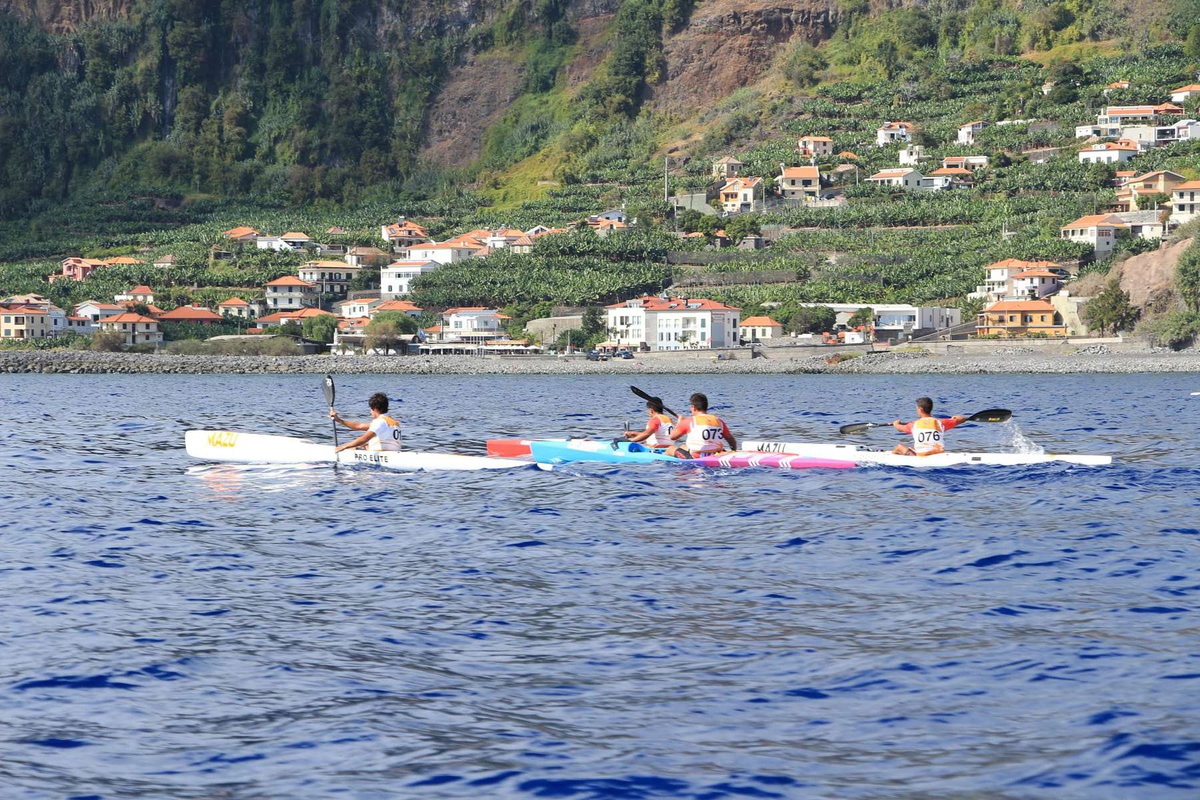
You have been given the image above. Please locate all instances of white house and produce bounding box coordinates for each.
[798,303,960,340]
[337,297,383,319]
[218,297,256,319]
[297,260,361,301]
[263,276,316,311]
[1010,269,1063,300]
[876,121,915,147]
[898,144,926,166]
[114,285,155,305]
[942,155,989,171]
[1170,84,1200,104]
[974,259,1064,302]
[778,166,821,203]
[957,121,985,145]
[381,260,440,298]
[1120,119,1200,147]
[1077,140,1140,164]
[867,168,923,189]
[1060,214,1126,257]
[256,231,313,252]
[404,242,482,264]
[798,136,833,157]
[97,312,162,346]
[381,219,432,249]
[606,296,740,351]
[75,301,125,324]
[442,308,511,343]
[1171,180,1200,226]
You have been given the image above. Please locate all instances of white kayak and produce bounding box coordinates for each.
[740,440,1112,467]
[185,430,531,472]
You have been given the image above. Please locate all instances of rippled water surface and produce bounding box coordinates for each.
[2,372,1199,799]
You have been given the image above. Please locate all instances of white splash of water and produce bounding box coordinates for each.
[1005,422,1044,454]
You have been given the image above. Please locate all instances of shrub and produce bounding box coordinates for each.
[1141,311,1200,349]
[90,330,126,351]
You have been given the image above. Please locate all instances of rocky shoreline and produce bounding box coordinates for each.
[4,347,1200,375]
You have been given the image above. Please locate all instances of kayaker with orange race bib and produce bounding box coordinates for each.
[329,392,402,453]
[891,397,967,456]
[624,395,676,449]
[667,392,737,459]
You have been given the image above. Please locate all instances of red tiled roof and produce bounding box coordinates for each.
[984,300,1058,312]
[740,316,782,327]
[159,305,224,322]
[219,297,251,306]
[223,226,259,238]
[99,313,158,324]
[264,276,315,287]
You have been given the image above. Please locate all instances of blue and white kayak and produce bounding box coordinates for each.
[740,440,1112,467]
[528,440,855,470]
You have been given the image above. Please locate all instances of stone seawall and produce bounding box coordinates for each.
[4,348,1200,376]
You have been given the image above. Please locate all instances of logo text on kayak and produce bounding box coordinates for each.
[207,431,239,448]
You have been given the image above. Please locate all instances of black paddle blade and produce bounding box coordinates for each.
[969,409,1012,424]
[629,385,679,419]
[324,374,336,407]
[839,422,882,435]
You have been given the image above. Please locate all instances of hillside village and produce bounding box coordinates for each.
[6,76,1200,354]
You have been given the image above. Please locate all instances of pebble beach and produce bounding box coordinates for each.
[3,345,1200,375]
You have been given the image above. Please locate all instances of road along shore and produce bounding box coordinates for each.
[3,347,1200,375]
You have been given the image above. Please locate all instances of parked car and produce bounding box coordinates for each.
[616,350,634,359]
[586,350,609,361]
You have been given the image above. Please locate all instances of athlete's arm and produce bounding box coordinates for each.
[330,410,370,432]
[670,417,692,441]
[722,421,737,451]
[336,430,376,453]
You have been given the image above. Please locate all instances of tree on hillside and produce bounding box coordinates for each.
[302,314,337,343]
[724,215,761,244]
[581,306,607,338]
[1083,280,1139,335]
[786,305,836,335]
[848,307,875,328]
[1177,240,1200,312]
[364,314,416,355]
[373,311,419,335]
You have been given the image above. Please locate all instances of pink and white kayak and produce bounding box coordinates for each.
[524,439,854,470]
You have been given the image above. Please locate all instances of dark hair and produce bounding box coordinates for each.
[369,392,390,413]
[916,396,933,414]
[646,396,664,413]
[690,392,709,411]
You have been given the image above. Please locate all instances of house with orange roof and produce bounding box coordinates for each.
[222,226,259,241]
[1077,104,1184,138]
[606,296,741,351]
[1120,118,1200,148]
[1113,169,1186,211]
[372,299,423,317]
[0,305,53,340]
[975,258,1065,301]
[778,166,822,203]
[257,308,336,327]
[115,285,156,305]
[75,301,125,323]
[103,256,143,266]
[337,297,383,319]
[1078,139,1140,164]
[263,275,316,311]
[158,305,225,325]
[255,231,312,252]
[1060,214,1127,257]
[976,300,1066,338]
[798,136,833,157]
[942,155,989,172]
[1170,84,1200,103]
[876,121,916,147]
[381,219,432,250]
[298,260,361,301]
[97,312,163,346]
[837,151,859,160]
[926,167,974,187]
[52,257,107,283]
[1010,269,1063,300]
[739,316,783,341]
[1172,179,1200,226]
[957,120,985,146]
[218,297,257,319]
[1103,80,1131,95]
[718,176,763,214]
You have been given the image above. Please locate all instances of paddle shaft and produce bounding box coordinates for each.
[839,408,1012,435]
[629,385,680,420]
[324,375,339,457]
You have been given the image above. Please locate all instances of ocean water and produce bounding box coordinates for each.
[1,372,1198,799]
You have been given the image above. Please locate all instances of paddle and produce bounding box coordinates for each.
[324,374,339,464]
[839,408,1012,435]
[629,385,680,420]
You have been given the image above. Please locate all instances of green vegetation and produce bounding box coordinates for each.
[1083,280,1140,334]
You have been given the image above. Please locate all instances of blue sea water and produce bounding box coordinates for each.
[1,371,1199,799]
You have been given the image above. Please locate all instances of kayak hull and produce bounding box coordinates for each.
[528,439,854,470]
[740,440,1112,467]
[186,430,531,472]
